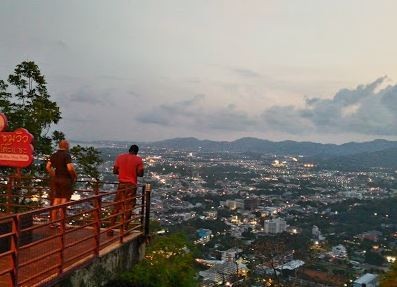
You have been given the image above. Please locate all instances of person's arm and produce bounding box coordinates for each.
[137,161,144,177]
[46,161,55,177]
[67,163,77,183]
[113,165,119,175]
[113,156,119,174]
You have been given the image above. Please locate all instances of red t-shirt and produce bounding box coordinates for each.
[114,153,144,185]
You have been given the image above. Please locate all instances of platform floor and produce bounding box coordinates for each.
[0,224,141,287]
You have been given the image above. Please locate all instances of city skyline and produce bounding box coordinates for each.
[1,1,397,144]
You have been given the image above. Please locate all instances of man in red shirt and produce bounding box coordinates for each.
[108,144,144,235]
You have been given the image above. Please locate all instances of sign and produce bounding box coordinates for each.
[0,114,34,168]
[0,113,7,132]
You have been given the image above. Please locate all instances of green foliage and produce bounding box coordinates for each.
[242,227,255,239]
[51,130,66,149]
[298,198,397,237]
[364,251,386,266]
[70,145,103,181]
[115,233,198,287]
[0,61,61,158]
[0,61,102,182]
[380,261,397,287]
[0,61,63,175]
[149,219,162,235]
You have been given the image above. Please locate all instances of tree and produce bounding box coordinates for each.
[0,61,103,181]
[108,233,198,287]
[70,145,103,182]
[251,234,301,287]
[380,261,397,287]
[365,251,386,266]
[253,237,287,286]
[0,61,61,173]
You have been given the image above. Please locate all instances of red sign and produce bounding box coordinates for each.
[0,114,34,168]
[0,113,7,132]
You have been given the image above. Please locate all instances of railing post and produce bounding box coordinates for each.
[93,195,101,257]
[144,184,151,238]
[10,215,19,287]
[59,205,66,275]
[140,185,145,231]
[120,186,125,244]
[6,175,14,214]
[94,180,99,196]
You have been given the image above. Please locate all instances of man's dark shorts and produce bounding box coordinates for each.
[51,177,73,199]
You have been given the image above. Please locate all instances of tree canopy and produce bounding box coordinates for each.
[0,61,61,159]
[380,261,397,287]
[0,60,102,178]
[105,233,198,287]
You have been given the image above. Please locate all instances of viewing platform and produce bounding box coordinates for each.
[0,175,151,287]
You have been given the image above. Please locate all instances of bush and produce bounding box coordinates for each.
[111,233,198,287]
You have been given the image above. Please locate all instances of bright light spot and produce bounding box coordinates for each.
[386,256,396,263]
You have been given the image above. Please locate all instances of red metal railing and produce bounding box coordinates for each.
[0,177,152,287]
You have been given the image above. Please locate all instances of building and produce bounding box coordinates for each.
[198,252,238,285]
[353,273,379,287]
[263,218,287,234]
[224,199,244,210]
[359,231,382,242]
[197,228,213,243]
[330,244,348,259]
[204,210,217,220]
[312,225,326,241]
[244,198,259,210]
[312,225,321,238]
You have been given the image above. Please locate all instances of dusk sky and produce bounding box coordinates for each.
[1,1,397,144]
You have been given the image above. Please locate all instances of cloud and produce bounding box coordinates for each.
[262,105,313,134]
[261,76,397,136]
[54,40,68,50]
[136,94,257,132]
[232,68,261,79]
[136,95,204,126]
[67,86,115,105]
[137,77,397,137]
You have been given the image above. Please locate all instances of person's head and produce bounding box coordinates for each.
[59,139,70,151]
[129,144,139,155]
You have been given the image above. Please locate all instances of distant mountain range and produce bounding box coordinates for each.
[146,137,397,156]
[81,137,397,170]
[147,137,397,170]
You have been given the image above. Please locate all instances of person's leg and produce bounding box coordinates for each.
[125,185,137,222]
[51,178,60,224]
[49,183,54,222]
[51,197,62,226]
[107,184,124,236]
[58,198,67,226]
[109,185,123,227]
[51,178,71,227]
[63,177,73,202]
[123,184,138,231]
[49,178,56,206]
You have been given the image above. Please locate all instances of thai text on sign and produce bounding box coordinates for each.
[0,113,34,168]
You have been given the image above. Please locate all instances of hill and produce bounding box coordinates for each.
[316,147,397,170]
[146,137,397,157]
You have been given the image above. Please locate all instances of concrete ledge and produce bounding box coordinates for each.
[52,234,146,287]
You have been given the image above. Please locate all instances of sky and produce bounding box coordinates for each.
[1,0,397,144]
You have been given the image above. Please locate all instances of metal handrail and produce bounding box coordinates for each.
[0,178,152,287]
